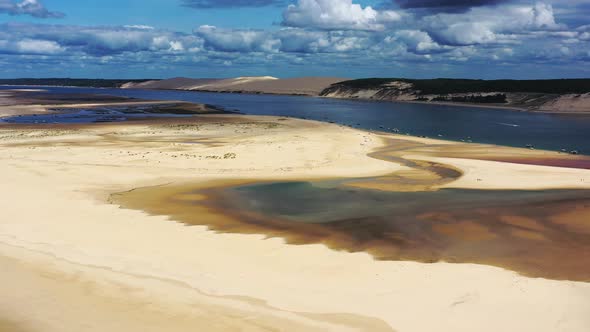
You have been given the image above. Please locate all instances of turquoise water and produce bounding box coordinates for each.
[226,181,587,223]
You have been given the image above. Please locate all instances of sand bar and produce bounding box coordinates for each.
[1,115,590,331]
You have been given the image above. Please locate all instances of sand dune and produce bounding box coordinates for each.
[120,77,221,90]
[185,76,279,90]
[211,76,347,95]
[538,93,590,113]
[123,76,347,96]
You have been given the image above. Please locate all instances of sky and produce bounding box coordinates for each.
[0,0,589,79]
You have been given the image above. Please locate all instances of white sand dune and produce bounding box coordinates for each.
[186,76,279,90]
[123,76,347,96]
[121,77,222,90]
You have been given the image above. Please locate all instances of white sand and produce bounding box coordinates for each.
[405,155,590,190]
[1,116,589,331]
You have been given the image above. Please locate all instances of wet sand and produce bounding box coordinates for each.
[0,89,227,121]
[113,152,590,281]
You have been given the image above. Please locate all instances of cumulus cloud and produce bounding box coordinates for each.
[196,25,280,52]
[277,28,371,53]
[0,23,202,56]
[0,38,63,54]
[389,30,442,53]
[0,0,64,18]
[196,25,372,54]
[282,0,402,31]
[422,2,564,45]
[181,0,286,8]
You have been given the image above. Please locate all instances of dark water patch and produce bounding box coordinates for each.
[0,102,230,124]
[112,180,590,282]
[208,182,590,281]
[0,108,192,124]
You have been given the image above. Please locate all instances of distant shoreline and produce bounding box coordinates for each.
[0,84,558,114]
[3,83,590,115]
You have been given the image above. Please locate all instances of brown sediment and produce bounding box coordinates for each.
[0,319,32,332]
[112,177,590,282]
[343,138,463,192]
[382,137,590,170]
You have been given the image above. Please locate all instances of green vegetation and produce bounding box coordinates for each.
[330,78,590,95]
[0,78,155,88]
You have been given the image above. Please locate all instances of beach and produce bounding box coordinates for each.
[1,110,590,331]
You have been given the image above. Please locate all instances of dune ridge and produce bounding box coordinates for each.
[122,76,347,96]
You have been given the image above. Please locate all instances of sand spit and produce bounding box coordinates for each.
[1,116,590,331]
[0,89,228,120]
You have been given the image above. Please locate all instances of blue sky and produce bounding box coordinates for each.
[1,0,589,79]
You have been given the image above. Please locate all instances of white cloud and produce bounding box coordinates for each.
[196,25,280,52]
[0,23,203,56]
[123,25,155,30]
[282,0,401,31]
[0,38,63,54]
[17,38,63,53]
[422,2,564,45]
[391,30,441,53]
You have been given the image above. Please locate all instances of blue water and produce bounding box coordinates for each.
[1,85,589,153]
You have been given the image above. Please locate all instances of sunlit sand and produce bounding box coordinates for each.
[2,94,590,331]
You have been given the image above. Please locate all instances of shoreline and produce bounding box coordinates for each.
[0,89,233,121]
[124,86,590,114]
